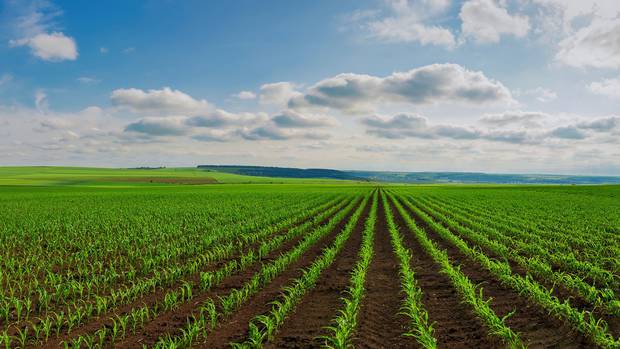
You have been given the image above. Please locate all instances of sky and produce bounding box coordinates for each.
[1,0,619,175]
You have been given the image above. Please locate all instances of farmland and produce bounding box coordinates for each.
[0,178,619,348]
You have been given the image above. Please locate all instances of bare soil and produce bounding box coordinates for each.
[388,196,501,349]
[353,196,418,348]
[394,195,596,349]
[263,195,371,348]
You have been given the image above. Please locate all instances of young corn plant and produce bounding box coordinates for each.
[322,190,379,349]
[381,191,436,349]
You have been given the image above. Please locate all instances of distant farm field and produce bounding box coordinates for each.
[0,177,619,348]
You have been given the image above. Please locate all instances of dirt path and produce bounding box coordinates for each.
[395,195,596,349]
[388,196,500,349]
[263,195,371,348]
[353,193,418,348]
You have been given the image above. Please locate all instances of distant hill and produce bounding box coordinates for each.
[197,165,364,181]
[198,165,620,184]
[349,171,620,184]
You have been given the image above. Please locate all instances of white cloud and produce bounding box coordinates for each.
[259,82,302,106]
[577,116,620,131]
[185,110,242,128]
[99,47,108,54]
[4,1,77,61]
[35,90,48,112]
[479,111,548,127]
[460,0,530,44]
[531,1,620,28]
[361,0,456,48]
[10,32,78,61]
[77,76,100,85]
[364,112,619,144]
[233,91,257,100]
[363,113,532,143]
[513,87,558,102]
[368,17,456,48]
[588,76,620,97]
[192,130,234,142]
[271,110,334,128]
[531,87,557,103]
[548,126,586,139]
[555,18,620,69]
[289,63,513,112]
[124,117,188,136]
[239,125,330,141]
[111,87,211,115]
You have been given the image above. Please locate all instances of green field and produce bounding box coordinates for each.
[0,166,370,186]
[0,168,619,348]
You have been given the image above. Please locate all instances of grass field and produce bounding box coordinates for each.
[0,167,367,186]
[0,167,619,348]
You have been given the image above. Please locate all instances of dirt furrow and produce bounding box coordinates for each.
[353,193,417,348]
[388,196,500,349]
[262,195,371,348]
[414,198,620,338]
[39,198,351,348]
[194,197,369,349]
[396,195,596,349]
[49,198,352,349]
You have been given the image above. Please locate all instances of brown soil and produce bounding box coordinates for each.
[194,198,368,349]
[414,197,620,339]
[41,197,352,349]
[262,194,371,349]
[101,177,218,184]
[394,195,597,349]
[352,194,419,348]
[388,195,501,349]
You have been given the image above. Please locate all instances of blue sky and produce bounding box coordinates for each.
[1,0,620,174]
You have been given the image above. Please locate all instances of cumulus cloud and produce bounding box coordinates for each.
[576,116,620,132]
[185,110,239,128]
[124,117,187,136]
[10,32,77,61]
[479,111,548,127]
[259,82,301,106]
[271,110,334,128]
[368,17,456,48]
[362,113,427,129]
[363,112,619,144]
[4,1,78,62]
[239,125,330,141]
[191,130,234,142]
[460,0,530,44]
[588,77,620,98]
[119,106,329,142]
[555,18,620,69]
[289,64,513,113]
[239,125,290,140]
[358,0,456,48]
[548,126,586,139]
[233,91,257,100]
[111,87,211,115]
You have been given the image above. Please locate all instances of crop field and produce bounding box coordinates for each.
[0,182,619,348]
